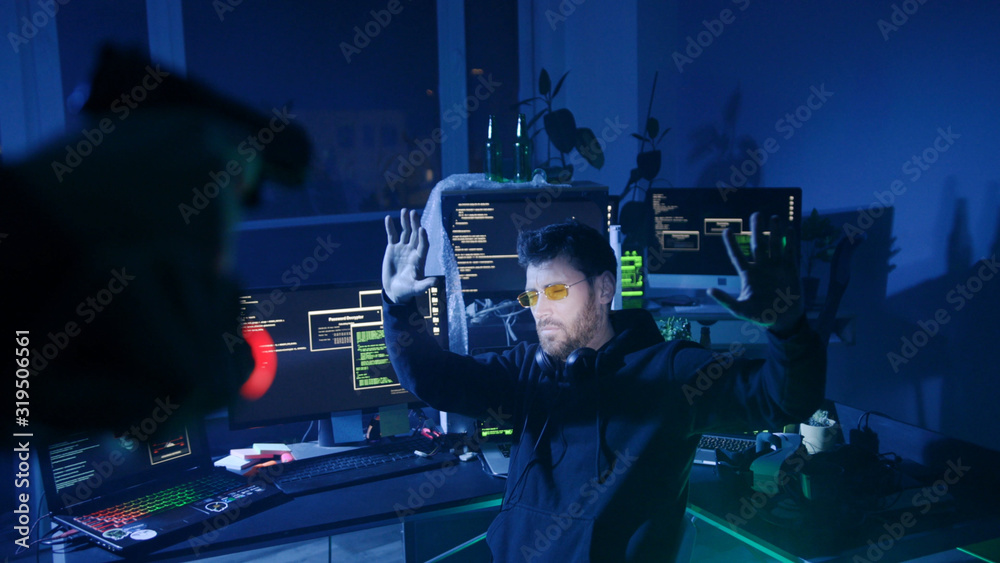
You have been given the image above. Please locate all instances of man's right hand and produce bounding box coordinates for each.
[383,208,436,303]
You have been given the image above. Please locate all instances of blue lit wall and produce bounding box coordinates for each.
[532,0,1000,450]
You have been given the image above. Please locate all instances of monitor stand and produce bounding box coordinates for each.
[317,410,364,447]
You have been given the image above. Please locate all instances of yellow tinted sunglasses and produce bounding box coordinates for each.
[517,278,590,308]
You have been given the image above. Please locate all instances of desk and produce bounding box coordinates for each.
[686,463,1000,562]
[20,454,997,561]
[32,460,504,562]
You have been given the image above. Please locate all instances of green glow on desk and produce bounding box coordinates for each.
[685,506,800,563]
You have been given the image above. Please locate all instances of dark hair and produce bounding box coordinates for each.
[517,221,617,281]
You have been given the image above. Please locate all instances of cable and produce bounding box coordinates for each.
[13,509,55,556]
[506,385,563,507]
[301,420,315,443]
[856,410,899,431]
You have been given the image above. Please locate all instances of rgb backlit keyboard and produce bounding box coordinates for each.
[75,473,242,532]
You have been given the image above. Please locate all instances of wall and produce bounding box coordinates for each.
[528,1,1000,452]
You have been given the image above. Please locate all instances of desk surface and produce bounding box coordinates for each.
[23,454,998,562]
[42,458,505,562]
[687,464,1000,563]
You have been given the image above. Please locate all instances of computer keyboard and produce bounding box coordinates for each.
[75,473,252,532]
[671,303,733,316]
[698,434,756,452]
[694,434,757,465]
[267,435,448,496]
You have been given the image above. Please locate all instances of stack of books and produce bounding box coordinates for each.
[214,443,292,473]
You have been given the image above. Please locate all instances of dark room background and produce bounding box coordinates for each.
[2,1,998,453]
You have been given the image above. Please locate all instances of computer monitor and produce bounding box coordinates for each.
[439,184,611,352]
[644,187,802,298]
[228,279,446,445]
[440,184,612,296]
[620,249,644,308]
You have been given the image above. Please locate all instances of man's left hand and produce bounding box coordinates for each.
[708,212,804,334]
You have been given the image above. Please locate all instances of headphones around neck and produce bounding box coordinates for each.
[534,346,598,384]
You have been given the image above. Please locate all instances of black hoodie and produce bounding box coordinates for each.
[384,297,825,562]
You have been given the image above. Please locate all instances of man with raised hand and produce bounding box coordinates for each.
[382,208,825,562]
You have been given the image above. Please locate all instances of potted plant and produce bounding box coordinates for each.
[515,68,605,183]
[800,409,839,454]
[623,72,670,199]
[688,84,762,188]
[620,73,670,256]
[801,208,838,306]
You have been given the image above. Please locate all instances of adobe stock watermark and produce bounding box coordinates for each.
[716,83,834,194]
[391,405,512,520]
[852,458,969,562]
[843,126,959,244]
[340,0,413,63]
[724,446,813,528]
[178,106,297,224]
[51,64,171,182]
[680,287,800,404]
[57,396,181,513]
[212,0,244,21]
[519,448,639,561]
[505,116,628,230]
[672,0,751,73]
[24,268,136,375]
[223,235,341,351]
[877,0,932,42]
[544,0,585,30]
[886,254,997,372]
[7,0,71,53]
[187,464,285,556]
[384,73,502,189]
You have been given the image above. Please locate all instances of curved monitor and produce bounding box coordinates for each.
[645,187,801,298]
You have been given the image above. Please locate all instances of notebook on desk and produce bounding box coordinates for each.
[476,419,514,476]
[37,417,288,556]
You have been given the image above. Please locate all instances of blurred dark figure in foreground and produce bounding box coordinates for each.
[2,46,311,431]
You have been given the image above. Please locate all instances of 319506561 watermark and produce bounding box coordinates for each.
[14,330,35,551]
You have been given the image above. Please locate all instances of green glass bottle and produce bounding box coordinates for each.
[513,113,532,182]
[485,115,502,182]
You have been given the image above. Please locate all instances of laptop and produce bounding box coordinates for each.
[37,416,289,557]
[476,419,514,476]
[694,432,759,466]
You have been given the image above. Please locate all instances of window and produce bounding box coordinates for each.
[182,0,441,217]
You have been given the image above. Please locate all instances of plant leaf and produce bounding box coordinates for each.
[646,118,659,139]
[628,167,642,186]
[539,68,551,96]
[575,127,604,169]
[551,71,570,99]
[656,128,671,144]
[544,108,578,154]
[631,133,651,143]
[636,150,661,182]
[513,96,541,108]
[526,109,548,130]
